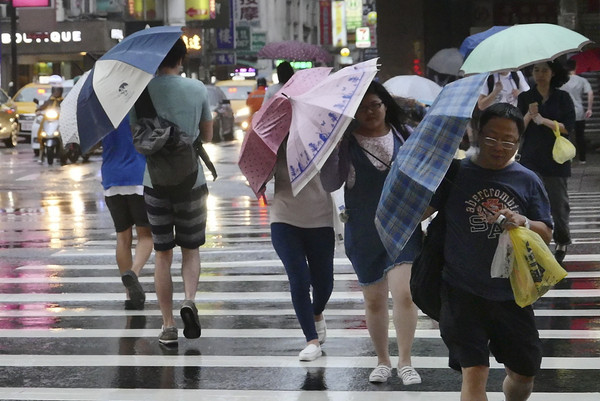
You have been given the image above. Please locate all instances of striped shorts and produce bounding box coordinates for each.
[144,184,208,251]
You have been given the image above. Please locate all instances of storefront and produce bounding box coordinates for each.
[0,19,125,92]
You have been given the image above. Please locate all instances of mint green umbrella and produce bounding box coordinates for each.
[460,23,592,76]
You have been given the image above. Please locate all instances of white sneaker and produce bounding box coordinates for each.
[299,343,322,361]
[315,318,326,344]
[369,364,392,383]
[398,365,422,385]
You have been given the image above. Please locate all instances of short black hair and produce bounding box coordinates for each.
[159,37,187,69]
[478,102,524,137]
[565,58,577,72]
[276,62,294,84]
[257,77,267,87]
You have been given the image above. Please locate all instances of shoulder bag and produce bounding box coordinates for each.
[410,159,460,321]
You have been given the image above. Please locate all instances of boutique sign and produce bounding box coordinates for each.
[1,31,82,44]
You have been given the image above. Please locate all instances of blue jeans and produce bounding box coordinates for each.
[271,223,335,342]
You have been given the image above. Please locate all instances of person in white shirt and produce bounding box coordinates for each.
[477,71,530,109]
[560,58,594,163]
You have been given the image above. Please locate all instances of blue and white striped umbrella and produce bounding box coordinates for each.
[75,26,183,153]
[375,73,487,261]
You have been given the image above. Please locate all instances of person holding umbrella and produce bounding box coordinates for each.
[517,60,576,264]
[425,103,553,401]
[134,38,213,345]
[101,115,153,310]
[320,81,422,385]
[269,136,335,361]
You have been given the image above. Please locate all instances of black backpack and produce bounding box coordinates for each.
[487,72,520,94]
[132,88,199,196]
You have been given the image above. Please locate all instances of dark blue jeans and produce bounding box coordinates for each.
[271,223,335,342]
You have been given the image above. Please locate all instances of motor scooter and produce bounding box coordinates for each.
[32,106,66,165]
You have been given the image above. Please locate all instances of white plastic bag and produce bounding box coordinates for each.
[330,188,346,244]
[491,230,514,278]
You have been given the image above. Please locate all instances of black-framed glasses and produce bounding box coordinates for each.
[357,102,384,113]
[483,136,518,150]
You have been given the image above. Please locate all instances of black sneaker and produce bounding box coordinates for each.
[121,270,145,310]
[555,249,567,264]
[180,300,201,339]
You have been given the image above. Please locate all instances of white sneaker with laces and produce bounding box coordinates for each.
[315,318,326,344]
[369,364,392,383]
[299,343,322,361]
[398,365,422,385]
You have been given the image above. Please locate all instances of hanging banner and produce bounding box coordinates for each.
[345,0,362,33]
[216,0,235,49]
[319,1,332,46]
[331,1,347,47]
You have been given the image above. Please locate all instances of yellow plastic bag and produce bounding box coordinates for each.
[551,120,576,164]
[508,227,568,307]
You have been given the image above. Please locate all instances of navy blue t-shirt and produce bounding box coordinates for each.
[431,158,553,301]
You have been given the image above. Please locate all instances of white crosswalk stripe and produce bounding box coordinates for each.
[1,147,599,399]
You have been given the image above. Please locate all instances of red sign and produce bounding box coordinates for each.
[13,0,50,6]
[319,0,332,46]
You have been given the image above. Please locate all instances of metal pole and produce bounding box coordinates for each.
[9,1,18,96]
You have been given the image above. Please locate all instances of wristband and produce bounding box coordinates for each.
[523,217,530,230]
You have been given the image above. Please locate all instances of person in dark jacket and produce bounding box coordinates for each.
[517,60,575,264]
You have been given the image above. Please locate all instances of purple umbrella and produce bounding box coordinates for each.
[257,41,332,64]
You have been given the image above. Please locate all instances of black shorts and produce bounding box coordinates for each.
[105,194,149,233]
[439,282,542,377]
[144,184,208,251]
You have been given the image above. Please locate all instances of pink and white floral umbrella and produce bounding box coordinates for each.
[257,41,332,64]
[287,58,379,196]
[238,67,332,198]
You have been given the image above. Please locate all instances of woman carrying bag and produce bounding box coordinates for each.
[517,61,576,265]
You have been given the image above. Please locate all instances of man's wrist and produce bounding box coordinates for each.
[523,217,531,230]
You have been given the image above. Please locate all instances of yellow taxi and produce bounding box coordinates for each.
[215,79,256,130]
[13,83,54,138]
[0,87,18,148]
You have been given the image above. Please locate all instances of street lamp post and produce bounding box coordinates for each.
[9,1,18,96]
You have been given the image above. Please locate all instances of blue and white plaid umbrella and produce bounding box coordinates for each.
[375,73,487,261]
[74,26,183,153]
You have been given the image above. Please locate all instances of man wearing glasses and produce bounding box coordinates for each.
[426,103,553,401]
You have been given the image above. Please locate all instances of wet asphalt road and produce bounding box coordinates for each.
[0,138,599,400]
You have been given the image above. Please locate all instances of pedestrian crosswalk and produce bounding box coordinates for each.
[1,164,600,399]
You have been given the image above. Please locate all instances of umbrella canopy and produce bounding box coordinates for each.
[59,70,90,145]
[74,26,183,153]
[257,41,332,64]
[375,73,488,260]
[238,67,332,198]
[460,23,592,76]
[427,48,463,76]
[570,48,600,73]
[383,75,442,105]
[459,26,509,57]
[287,58,379,196]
